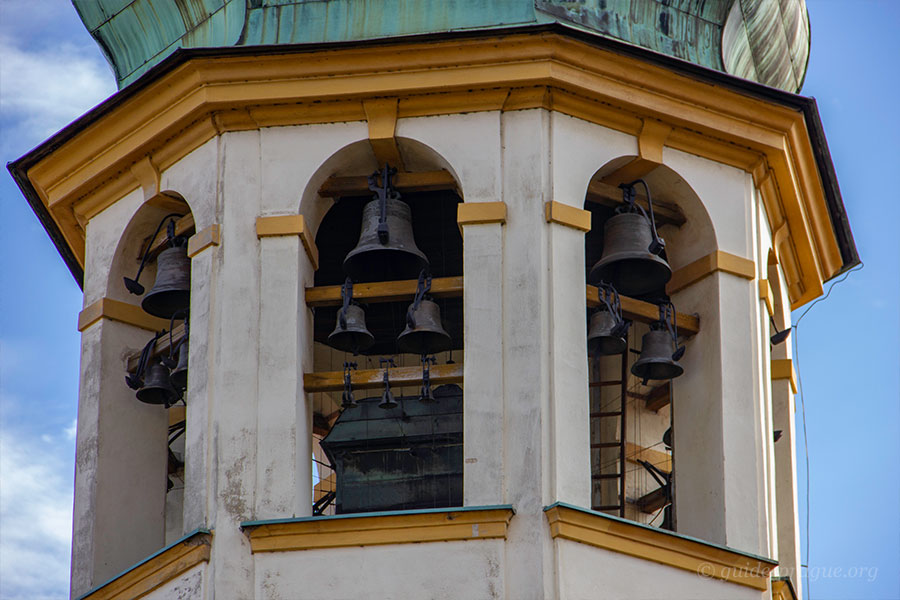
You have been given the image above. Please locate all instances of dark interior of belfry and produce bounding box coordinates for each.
[120,161,692,526]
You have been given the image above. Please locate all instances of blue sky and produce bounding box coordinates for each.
[0,1,897,599]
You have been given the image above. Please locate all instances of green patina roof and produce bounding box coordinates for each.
[74,0,809,91]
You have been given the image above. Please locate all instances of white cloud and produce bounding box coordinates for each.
[0,34,116,157]
[0,426,73,600]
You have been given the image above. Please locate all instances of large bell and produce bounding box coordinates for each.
[142,245,191,319]
[328,304,375,354]
[136,360,178,406]
[587,309,627,356]
[589,212,671,296]
[397,299,451,355]
[343,197,429,282]
[631,328,683,382]
[169,340,189,391]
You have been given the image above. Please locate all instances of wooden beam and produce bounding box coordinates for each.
[644,382,671,412]
[586,285,699,336]
[305,276,463,307]
[125,323,186,372]
[318,170,457,198]
[633,486,668,514]
[624,442,671,473]
[304,363,462,393]
[586,179,686,227]
[145,213,195,260]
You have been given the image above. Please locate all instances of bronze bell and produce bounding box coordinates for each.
[398,299,451,355]
[631,328,683,382]
[590,211,671,296]
[328,304,375,353]
[169,340,189,391]
[136,360,178,406]
[587,309,627,356]
[142,244,191,319]
[343,165,429,282]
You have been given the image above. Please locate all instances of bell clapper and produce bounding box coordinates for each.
[341,361,358,408]
[123,212,182,296]
[420,355,437,402]
[379,357,397,409]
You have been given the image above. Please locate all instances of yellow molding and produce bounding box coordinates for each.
[186,223,220,257]
[544,504,776,591]
[771,577,799,600]
[601,118,672,186]
[759,279,775,317]
[771,359,798,394]
[364,97,403,169]
[128,157,160,202]
[243,506,515,553]
[21,32,840,308]
[77,298,170,332]
[545,201,592,232]
[255,215,319,270]
[667,251,756,295]
[457,201,507,232]
[80,531,210,600]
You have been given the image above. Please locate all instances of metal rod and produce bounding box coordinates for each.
[619,335,628,518]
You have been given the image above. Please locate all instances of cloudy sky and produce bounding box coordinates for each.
[1,1,898,599]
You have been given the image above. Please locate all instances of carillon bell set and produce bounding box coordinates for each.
[328,164,451,408]
[124,215,192,406]
[589,180,686,383]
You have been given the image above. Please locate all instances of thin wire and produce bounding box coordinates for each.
[788,262,860,599]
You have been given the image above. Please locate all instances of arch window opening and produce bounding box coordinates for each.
[308,178,464,516]
[584,174,687,531]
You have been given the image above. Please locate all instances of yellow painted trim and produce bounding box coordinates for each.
[771,577,798,600]
[667,251,756,295]
[80,532,210,600]
[255,215,319,270]
[77,298,170,332]
[457,202,507,227]
[545,505,775,591]
[186,224,220,257]
[545,201,591,232]
[771,359,798,394]
[128,157,160,202]
[364,97,403,169]
[601,118,672,186]
[244,507,515,553]
[759,279,775,317]
[22,32,840,307]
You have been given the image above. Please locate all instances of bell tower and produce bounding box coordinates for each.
[9,2,857,599]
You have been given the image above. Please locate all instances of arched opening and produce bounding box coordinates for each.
[581,160,715,531]
[106,194,195,547]
[300,139,465,516]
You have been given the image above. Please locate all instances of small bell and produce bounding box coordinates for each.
[343,165,429,282]
[136,360,178,406]
[378,358,397,409]
[631,303,684,383]
[589,181,671,296]
[327,278,375,354]
[170,340,189,391]
[587,283,629,356]
[397,271,451,355]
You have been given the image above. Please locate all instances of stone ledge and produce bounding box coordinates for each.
[76,529,211,600]
[544,503,776,591]
[241,505,515,553]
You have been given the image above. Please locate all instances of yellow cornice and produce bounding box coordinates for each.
[23,31,840,308]
[544,503,776,591]
[241,505,515,553]
[545,201,592,232]
[667,250,756,295]
[255,214,319,270]
[77,297,170,332]
[771,358,798,393]
[78,530,210,600]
